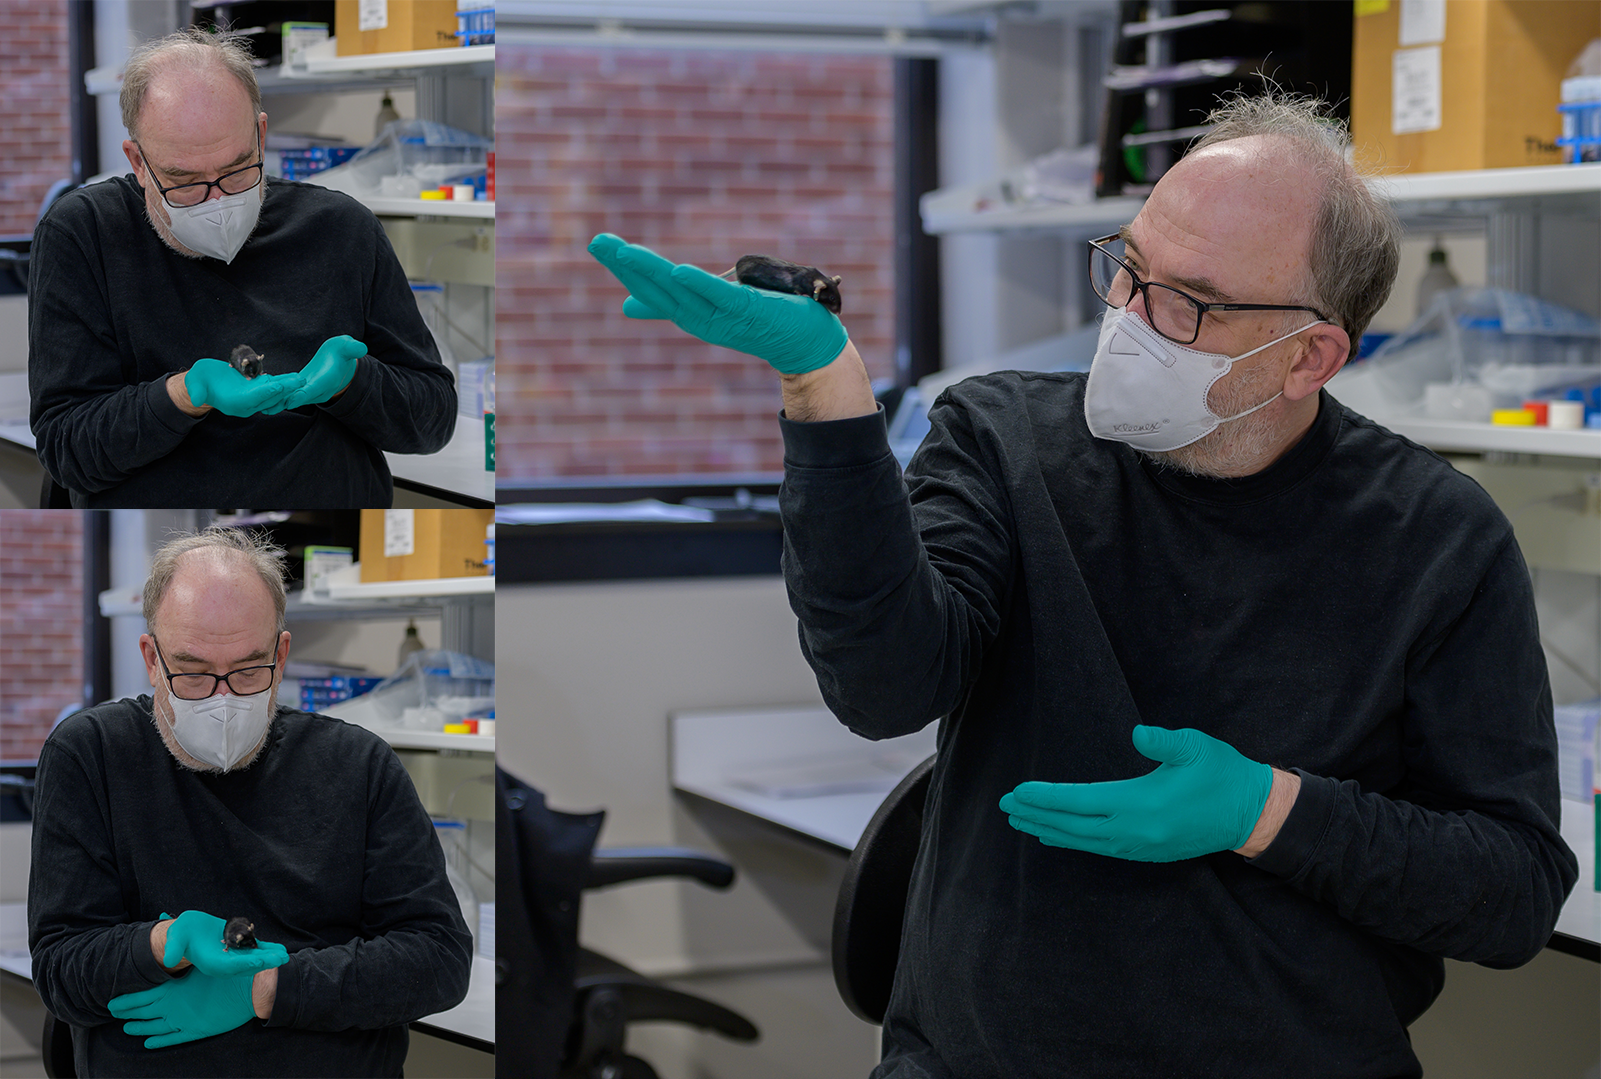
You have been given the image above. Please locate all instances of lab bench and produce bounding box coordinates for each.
[670,706,1599,961]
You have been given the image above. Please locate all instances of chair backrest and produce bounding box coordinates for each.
[830,754,935,1025]
[42,1012,75,1078]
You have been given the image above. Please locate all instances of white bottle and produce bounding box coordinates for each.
[398,619,426,668]
[374,91,401,138]
[1415,239,1459,317]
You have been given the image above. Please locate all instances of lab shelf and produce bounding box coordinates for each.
[920,162,1601,236]
[325,573,494,601]
[85,46,495,97]
[375,729,496,753]
[98,568,492,621]
[1377,418,1601,459]
[357,196,495,219]
[289,44,495,80]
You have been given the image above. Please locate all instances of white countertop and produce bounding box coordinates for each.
[0,901,494,1048]
[672,708,1598,950]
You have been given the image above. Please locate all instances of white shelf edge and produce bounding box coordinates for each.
[1370,163,1601,204]
[374,729,496,752]
[1375,417,1601,459]
[359,196,495,219]
[921,163,1601,236]
[325,570,494,601]
[293,44,495,78]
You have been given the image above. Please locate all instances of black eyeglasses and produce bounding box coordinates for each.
[153,637,277,700]
[1088,233,1328,346]
[136,132,264,209]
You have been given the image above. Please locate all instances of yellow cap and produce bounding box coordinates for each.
[442,722,471,734]
[1490,409,1537,426]
[419,190,448,201]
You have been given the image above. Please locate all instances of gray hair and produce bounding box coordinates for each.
[120,27,262,142]
[143,526,288,638]
[1189,88,1402,350]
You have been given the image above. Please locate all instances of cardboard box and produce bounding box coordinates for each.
[335,0,459,57]
[1351,0,1601,173]
[359,509,494,582]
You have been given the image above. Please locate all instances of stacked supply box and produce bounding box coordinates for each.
[301,676,384,714]
[1350,0,1600,172]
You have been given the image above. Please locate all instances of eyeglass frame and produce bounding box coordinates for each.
[134,130,265,210]
[152,635,279,700]
[1087,232,1329,346]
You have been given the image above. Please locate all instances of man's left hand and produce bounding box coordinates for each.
[284,334,366,409]
[108,968,256,1048]
[999,725,1274,862]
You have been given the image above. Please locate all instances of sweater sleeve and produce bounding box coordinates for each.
[27,741,184,1025]
[313,216,457,455]
[27,212,203,493]
[1250,537,1578,966]
[265,750,472,1030]
[779,393,1014,740]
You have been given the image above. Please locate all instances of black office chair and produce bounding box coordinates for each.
[41,1010,74,1078]
[563,849,760,1079]
[831,754,936,1025]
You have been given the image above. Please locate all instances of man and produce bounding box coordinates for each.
[28,29,457,507]
[589,92,1578,1077]
[28,527,472,1076]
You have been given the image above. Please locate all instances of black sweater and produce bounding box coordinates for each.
[28,176,457,507]
[778,373,1577,1079]
[28,698,473,1078]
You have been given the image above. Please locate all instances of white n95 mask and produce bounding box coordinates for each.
[161,186,262,265]
[1084,306,1323,452]
[165,690,274,771]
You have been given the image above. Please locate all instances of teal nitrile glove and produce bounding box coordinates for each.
[158,910,289,978]
[283,334,366,409]
[108,967,257,1049]
[184,359,303,417]
[998,725,1274,862]
[587,233,849,374]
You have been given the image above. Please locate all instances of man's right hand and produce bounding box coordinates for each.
[587,233,850,375]
[180,358,304,418]
[154,910,289,978]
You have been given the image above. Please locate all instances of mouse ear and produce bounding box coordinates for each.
[830,276,842,285]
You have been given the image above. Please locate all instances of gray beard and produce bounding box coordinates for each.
[150,686,279,774]
[1139,361,1286,479]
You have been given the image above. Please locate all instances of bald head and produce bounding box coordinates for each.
[142,527,288,640]
[152,547,277,644]
[120,28,262,144]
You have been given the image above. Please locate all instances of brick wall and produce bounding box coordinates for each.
[0,0,71,237]
[495,46,897,479]
[1,511,84,762]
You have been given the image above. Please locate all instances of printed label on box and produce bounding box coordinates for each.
[384,509,416,557]
[1398,0,1445,46]
[1393,45,1442,134]
[359,0,388,32]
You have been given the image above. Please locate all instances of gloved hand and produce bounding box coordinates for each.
[998,725,1274,862]
[184,359,303,417]
[283,334,366,409]
[109,967,257,1049]
[158,910,289,978]
[587,233,848,374]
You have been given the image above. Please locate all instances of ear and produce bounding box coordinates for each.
[139,633,160,688]
[122,139,143,180]
[275,629,291,668]
[1283,323,1351,402]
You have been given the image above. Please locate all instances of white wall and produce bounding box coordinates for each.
[497,577,880,1079]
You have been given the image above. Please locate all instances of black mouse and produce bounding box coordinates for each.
[721,254,842,315]
[222,916,258,950]
[229,345,264,379]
